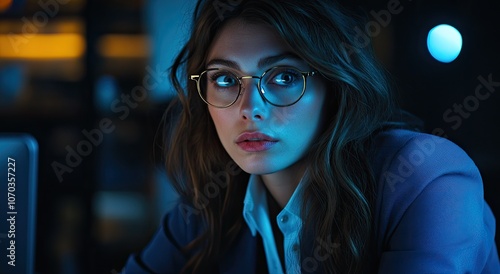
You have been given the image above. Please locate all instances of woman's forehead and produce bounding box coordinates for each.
[206,19,294,69]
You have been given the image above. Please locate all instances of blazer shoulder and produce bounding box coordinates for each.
[121,199,206,273]
[369,130,498,273]
[371,129,480,184]
[370,129,485,244]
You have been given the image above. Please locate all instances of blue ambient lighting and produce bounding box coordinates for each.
[427,24,463,63]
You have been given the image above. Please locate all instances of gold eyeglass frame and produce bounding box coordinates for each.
[189,66,317,108]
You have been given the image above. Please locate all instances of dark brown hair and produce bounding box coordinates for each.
[164,0,398,273]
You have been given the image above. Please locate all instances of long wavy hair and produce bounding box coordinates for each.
[163,0,401,273]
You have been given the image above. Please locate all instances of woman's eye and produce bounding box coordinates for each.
[272,71,299,86]
[213,75,237,87]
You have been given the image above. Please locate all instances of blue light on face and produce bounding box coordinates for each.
[427,24,463,63]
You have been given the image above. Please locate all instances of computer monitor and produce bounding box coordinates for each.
[0,134,38,274]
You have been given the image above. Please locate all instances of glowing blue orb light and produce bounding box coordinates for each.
[427,24,463,63]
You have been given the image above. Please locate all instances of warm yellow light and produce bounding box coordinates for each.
[0,19,85,34]
[0,33,85,59]
[97,35,149,58]
[0,0,13,12]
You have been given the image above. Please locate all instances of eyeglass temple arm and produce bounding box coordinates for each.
[190,70,316,81]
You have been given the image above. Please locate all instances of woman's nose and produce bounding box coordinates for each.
[238,77,268,121]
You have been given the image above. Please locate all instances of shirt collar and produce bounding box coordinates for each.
[243,174,305,236]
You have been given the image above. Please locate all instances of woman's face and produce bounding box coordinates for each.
[206,19,328,175]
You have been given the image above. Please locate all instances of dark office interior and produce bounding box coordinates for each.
[1,0,499,273]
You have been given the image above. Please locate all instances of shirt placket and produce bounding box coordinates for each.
[277,210,302,274]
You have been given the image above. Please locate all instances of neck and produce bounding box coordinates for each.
[261,159,306,208]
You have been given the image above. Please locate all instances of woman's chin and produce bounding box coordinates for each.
[236,162,278,176]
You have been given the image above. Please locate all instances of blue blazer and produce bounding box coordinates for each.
[122,129,500,273]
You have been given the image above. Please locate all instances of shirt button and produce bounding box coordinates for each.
[292,244,299,252]
[280,215,288,223]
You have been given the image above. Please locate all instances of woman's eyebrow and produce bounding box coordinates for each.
[205,52,302,70]
[258,52,301,68]
[206,58,239,69]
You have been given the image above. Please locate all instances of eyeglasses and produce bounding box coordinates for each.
[189,66,317,108]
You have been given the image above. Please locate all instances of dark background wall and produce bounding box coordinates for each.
[0,0,498,273]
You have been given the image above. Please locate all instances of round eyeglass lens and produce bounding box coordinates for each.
[198,67,306,107]
[200,69,240,107]
[261,67,305,106]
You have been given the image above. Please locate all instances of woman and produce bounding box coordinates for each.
[123,0,499,273]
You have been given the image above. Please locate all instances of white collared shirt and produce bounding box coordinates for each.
[242,175,304,274]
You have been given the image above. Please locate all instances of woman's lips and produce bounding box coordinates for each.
[235,132,278,152]
[236,140,278,152]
